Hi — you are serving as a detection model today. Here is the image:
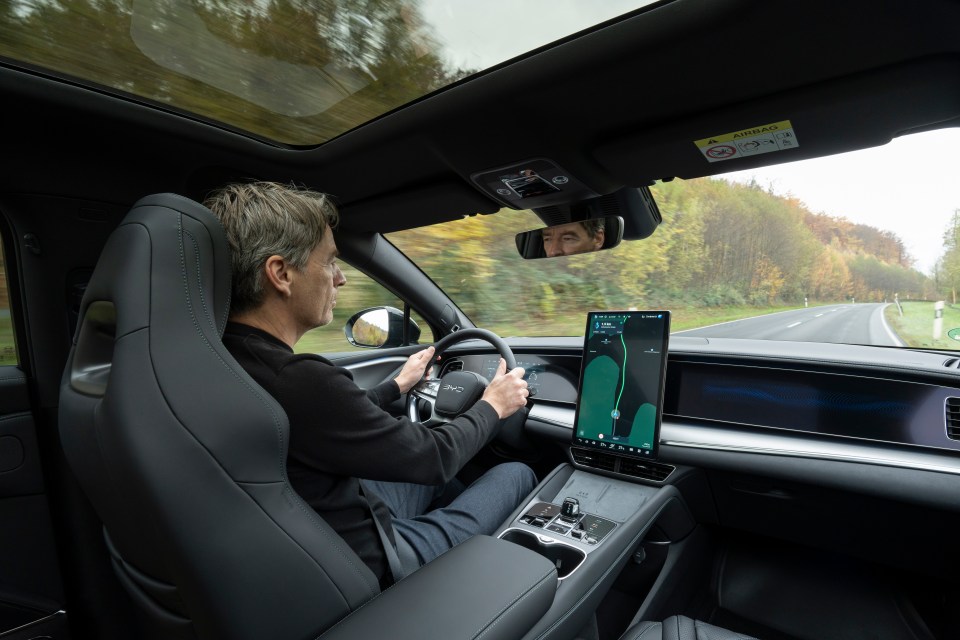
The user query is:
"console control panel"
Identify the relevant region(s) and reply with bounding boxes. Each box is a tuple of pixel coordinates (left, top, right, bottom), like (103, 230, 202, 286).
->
(517, 500, 616, 546)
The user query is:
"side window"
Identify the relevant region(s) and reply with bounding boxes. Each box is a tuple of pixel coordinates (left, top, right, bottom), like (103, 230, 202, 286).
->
(295, 262, 430, 354)
(0, 242, 16, 365)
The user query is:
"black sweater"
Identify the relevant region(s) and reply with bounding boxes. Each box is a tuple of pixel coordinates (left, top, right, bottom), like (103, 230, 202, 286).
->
(222, 322, 500, 584)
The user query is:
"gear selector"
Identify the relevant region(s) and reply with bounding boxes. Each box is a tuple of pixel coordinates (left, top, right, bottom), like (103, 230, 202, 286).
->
(559, 497, 580, 522)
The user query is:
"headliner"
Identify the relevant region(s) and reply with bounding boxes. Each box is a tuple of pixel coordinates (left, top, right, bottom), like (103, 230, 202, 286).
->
(1, 0, 958, 234)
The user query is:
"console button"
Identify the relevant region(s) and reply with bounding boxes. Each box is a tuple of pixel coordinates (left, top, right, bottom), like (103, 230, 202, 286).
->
(546, 524, 570, 535)
(579, 515, 616, 542)
(522, 502, 561, 520)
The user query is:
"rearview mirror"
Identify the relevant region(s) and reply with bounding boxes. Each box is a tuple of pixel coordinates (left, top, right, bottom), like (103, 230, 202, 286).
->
(344, 306, 421, 348)
(515, 216, 623, 259)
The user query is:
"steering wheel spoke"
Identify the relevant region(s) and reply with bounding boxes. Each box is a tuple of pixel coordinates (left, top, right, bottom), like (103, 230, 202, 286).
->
(406, 329, 532, 450)
(406, 328, 517, 424)
(407, 386, 447, 426)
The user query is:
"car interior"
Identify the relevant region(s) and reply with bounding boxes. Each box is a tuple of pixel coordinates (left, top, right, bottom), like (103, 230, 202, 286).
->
(1, 1, 960, 639)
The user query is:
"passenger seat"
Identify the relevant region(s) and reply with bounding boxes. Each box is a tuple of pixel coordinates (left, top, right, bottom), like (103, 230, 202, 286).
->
(621, 615, 759, 640)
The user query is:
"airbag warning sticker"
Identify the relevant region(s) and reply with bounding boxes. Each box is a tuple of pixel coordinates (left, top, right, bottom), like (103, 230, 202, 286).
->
(695, 120, 798, 163)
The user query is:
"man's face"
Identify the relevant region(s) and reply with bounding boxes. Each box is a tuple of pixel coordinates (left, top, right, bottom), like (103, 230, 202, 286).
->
(541, 222, 604, 257)
(291, 226, 346, 332)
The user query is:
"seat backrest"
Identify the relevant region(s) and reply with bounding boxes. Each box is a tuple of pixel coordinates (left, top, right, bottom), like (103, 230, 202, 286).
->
(59, 194, 380, 640)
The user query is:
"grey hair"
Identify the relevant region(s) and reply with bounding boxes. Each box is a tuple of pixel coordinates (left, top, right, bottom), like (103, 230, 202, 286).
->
(204, 181, 339, 314)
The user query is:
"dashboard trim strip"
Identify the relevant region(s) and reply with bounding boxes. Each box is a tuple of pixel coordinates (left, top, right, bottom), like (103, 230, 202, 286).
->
(530, 402, 960, 476)
(662, 423, 960, 476)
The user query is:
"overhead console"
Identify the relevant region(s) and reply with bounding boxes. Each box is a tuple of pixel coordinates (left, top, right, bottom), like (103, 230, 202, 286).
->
(471, 159, 599, 210)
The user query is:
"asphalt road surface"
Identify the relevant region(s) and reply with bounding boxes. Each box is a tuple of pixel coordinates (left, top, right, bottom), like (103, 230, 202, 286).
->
(676, 303, 904, 347)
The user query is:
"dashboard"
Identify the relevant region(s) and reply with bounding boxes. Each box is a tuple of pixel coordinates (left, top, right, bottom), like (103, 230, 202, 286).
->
(442, 347, 960, 453)
(439, 354, 580, 401)
(431, 336, 960, 510)
(665, 359, 960, 453)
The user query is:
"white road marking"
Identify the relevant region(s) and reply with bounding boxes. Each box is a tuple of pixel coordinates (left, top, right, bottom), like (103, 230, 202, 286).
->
(786, 321, 802, 328)
(878, 303, 905, 347)
(815, 313, 823, 317)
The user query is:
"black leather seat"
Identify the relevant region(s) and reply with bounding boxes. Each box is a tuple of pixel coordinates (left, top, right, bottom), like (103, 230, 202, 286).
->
(59, 194, 385, 639)
(620, 616, 759, 640)
(59, 193, 559, 640)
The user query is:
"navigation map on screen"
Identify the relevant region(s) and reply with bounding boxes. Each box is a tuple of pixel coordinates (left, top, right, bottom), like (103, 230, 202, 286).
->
(572, 311, 670, 459)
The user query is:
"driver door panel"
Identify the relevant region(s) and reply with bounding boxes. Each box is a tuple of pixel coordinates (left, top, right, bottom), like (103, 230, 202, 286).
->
(331, 351, 415, 415)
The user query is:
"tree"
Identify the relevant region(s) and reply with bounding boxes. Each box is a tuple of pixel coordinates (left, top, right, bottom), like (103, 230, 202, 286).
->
(1, 0, 468, 144)
(939, 209, 960, 304)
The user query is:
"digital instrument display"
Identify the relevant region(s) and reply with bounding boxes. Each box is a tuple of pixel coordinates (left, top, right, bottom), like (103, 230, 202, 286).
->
(572, 311, 670, 459)
(666, 360, 960, 452)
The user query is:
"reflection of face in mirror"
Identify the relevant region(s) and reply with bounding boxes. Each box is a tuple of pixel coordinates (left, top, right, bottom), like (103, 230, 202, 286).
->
(541, 220, 605, 257)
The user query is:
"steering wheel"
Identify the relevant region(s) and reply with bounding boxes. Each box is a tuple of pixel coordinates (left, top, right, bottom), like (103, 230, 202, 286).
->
(406, 328, 516, 426)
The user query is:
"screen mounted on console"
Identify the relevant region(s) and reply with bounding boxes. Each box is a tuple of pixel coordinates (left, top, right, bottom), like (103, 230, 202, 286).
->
(572, 311, 670, 460)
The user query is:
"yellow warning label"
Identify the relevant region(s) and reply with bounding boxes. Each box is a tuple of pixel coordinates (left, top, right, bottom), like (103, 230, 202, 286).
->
(695, 120, 793, 146)
(694, 120, 798, 163)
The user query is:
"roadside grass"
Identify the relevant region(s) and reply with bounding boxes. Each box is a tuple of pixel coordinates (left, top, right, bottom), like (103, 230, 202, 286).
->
(293, 303, 821, 354)
(489, 304, 813, 337)
(885, 301, 960, 350)
(668, 304, 808, 332)
(296, 328, 355, 355)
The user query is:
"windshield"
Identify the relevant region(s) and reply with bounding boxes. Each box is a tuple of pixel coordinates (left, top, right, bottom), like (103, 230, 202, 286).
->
(388, 129, 960, 350)
(0, 0, 655, 145)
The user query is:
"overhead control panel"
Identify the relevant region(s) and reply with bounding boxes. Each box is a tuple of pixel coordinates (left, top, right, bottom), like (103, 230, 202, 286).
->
(471, 159, 599, 209)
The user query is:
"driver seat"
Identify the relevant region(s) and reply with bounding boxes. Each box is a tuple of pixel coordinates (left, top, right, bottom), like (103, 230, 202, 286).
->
(58, 194, 381, 639)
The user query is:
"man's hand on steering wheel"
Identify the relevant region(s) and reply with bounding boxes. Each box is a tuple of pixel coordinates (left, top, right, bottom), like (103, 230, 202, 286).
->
(394, 345, 436, 393)
(481, 358, 528, 418)
(406, 328, 525, 426)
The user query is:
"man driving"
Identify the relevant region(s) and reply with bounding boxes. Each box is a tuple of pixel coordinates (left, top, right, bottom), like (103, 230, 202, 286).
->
(542, 219, 605, 257)
(207, 181, 535, 587)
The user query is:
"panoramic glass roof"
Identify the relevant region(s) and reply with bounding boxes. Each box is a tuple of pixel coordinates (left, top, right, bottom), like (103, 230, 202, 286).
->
(0, 0, 656, 146)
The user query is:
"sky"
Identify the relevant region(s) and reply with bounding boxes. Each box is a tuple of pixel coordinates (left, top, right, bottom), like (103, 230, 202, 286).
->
(719, 129, 960, 274)
(420, 1, 653, 71)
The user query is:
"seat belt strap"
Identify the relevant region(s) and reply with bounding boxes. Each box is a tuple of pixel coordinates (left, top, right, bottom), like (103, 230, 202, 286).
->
(359, 484, 407, 583)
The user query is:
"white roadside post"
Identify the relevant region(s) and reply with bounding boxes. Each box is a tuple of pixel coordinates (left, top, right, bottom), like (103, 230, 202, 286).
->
(934, 301, 945, 340)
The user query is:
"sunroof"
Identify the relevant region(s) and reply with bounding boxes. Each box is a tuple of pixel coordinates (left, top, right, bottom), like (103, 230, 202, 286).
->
(0, 0, 657, 146)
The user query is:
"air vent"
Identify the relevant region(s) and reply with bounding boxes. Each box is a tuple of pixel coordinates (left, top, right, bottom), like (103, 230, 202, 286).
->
(619, 459, 675, 482)
(570, 447, 617, 472)
(570, 447, 674, 482)
(946, 397, 960, 440)
(440, 359, 463, 376)
(943, 358, 960, 369)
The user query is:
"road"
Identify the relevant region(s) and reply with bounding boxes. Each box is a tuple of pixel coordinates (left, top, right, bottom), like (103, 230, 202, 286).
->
(675, 303, 903, 347)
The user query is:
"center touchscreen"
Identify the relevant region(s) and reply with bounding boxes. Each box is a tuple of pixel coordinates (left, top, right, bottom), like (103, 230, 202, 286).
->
(572, 311, 670, 460)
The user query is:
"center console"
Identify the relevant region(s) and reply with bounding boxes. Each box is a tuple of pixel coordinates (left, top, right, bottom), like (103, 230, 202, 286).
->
(495, 463, 685, 640)
(498, 495, 618, 582)
(492, 310, 682, 639)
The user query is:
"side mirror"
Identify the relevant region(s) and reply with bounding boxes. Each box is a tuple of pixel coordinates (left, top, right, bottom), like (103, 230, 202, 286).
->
(515, 216, 624, 259)
(344, 306, 421, 348)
